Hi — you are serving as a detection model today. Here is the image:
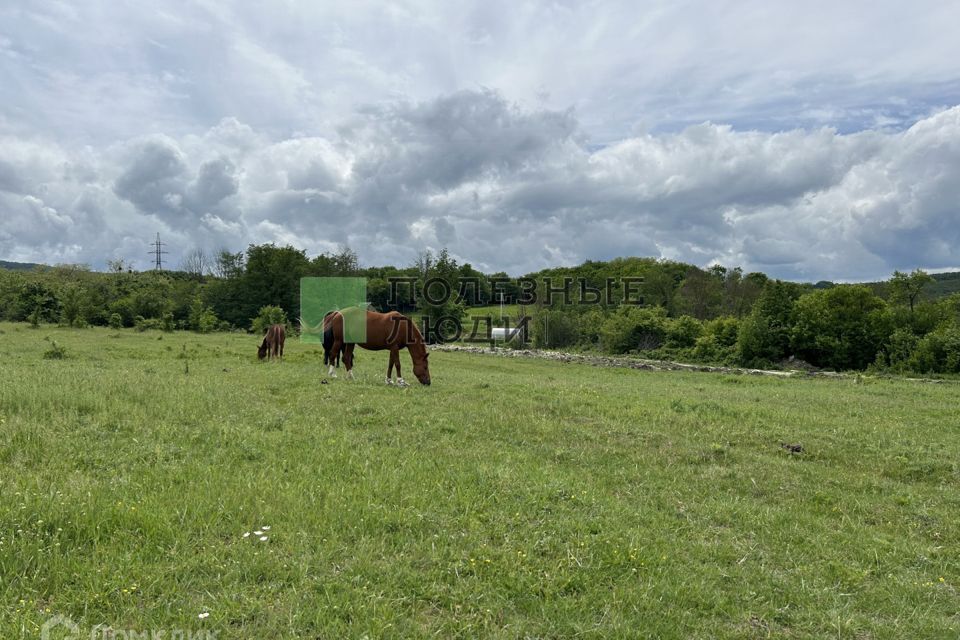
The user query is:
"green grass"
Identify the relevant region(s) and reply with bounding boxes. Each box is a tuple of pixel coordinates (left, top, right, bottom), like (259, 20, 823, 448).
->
(1, 323, 958, 638)
(464, 304, 522, 322)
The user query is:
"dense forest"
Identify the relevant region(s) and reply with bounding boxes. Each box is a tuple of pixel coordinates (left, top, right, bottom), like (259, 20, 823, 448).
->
(1, 245, 958, 375)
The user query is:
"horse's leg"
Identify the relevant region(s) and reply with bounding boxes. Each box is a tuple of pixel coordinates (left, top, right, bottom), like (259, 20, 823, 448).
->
(328, 338, 341, 377)
(395, 348, 408, 387)
(386, 348, 397, 385)
(344, 344, 355, 380)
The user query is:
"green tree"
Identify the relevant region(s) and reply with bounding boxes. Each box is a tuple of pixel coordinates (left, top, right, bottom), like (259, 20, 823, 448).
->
(58, 283, 90, 327)
(415, 249, 465, 342)
(600, 306, 669, 353)
(790, 286, 891, 370)
(532, 308, 579, 348)
(665, 315, 704, 348)
(252, 305, 289, 335)
(675, 268, 722, 319)
(735, 281, 801, 367)
(889, 269, 934, 312)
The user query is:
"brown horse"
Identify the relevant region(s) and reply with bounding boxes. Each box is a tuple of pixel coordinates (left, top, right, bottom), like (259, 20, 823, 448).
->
(257, 324, 286, 360)
(323, 309, 430, 385)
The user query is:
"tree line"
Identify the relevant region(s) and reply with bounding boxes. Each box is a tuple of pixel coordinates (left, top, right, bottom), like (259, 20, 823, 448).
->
(0, 245, 957, 375)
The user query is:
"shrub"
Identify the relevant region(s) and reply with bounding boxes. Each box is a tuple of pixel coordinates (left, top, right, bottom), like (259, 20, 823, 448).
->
(883, 328, 920, 372)
(161, 312, 175, 332)
(108, 298, 135, 327)
(197, 308, 220, 333)
(108, 313, 123, 329)
(692, 335, 730, 363)
(575, 308, 606, 347)
(790, 286, 891, 370)
(532, 309, 579, 348)
(252, 305, 289, 335)
(600, 306, 668, 354)
(665, 315, 703, 348)
(908, 323, 960, 374)
(135, 316, 162, 332)
(736, 281, 799, 367)
(704, 316, 740, 347)
(59, 284, 89, 328)
(43, 341, 67, 360)
(189, 297, 223, 333)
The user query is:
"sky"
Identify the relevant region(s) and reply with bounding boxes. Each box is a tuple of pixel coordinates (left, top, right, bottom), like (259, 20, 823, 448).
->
(1, 1, 959, 280)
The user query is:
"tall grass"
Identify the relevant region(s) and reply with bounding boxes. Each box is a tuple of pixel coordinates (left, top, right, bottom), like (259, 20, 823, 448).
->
(0, 323, 957, 638)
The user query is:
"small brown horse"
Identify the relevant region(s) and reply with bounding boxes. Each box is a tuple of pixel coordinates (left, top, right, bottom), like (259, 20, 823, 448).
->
(323, 309, 430, 385)
(258, 324, 286, 360)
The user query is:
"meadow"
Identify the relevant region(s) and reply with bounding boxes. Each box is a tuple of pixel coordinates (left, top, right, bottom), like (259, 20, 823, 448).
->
(1, 323, 958, 638)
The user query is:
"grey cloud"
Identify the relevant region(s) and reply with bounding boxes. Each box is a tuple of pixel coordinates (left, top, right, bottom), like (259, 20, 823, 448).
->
(2, 88, 960, 280)
(347, 90, 578, 193)
(0, 159, 24, 193)
(188, 157, 239, 209)
(113, 137, 188, 217)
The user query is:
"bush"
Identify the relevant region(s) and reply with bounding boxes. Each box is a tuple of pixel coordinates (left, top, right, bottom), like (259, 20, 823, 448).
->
(736, 281, 799, 367)
(108, 313, 123, 329)
(882, 328, 920, 372)
(704, 316, 740, 347)
(665, 315, 703, 348)
(908, 323, 960, 374)
(252, 305, 289, 335)
(108, 298, 135, 327)
(189, 297, 223, 333)
(43, 340, 67, 360)
(135, 316, 162, 332)
(575, 308, 606, 347)
(600, 306, 668, 354)
(790, 286, 891, 370)
(532, 309, 579, 348)
(59, 284, 89, 328)
(197, 308, 220, 333)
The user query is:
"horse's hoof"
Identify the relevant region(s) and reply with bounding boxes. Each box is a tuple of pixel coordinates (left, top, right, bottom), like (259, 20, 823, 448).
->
(385, 378, 394, 385)
(397, 378, 409, 387)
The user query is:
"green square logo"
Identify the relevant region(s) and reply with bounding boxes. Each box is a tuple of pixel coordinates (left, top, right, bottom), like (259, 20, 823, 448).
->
(300, 277, 367, 344)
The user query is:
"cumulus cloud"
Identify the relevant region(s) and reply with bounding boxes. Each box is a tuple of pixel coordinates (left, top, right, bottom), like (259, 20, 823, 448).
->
(1, 90, 959, 279)
(1, 0, 959, 279)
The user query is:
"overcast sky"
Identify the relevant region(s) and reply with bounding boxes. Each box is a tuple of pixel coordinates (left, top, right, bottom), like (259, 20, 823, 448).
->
(1, 1, 959, 280)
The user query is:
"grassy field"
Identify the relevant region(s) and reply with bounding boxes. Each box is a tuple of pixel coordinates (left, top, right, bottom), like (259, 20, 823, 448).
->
(1, 323, 958, 638)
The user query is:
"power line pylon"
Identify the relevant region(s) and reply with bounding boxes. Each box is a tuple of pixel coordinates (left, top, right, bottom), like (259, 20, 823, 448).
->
(149, 233, 168, 271)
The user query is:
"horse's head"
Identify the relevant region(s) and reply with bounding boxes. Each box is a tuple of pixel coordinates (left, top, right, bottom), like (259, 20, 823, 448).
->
(413, 351, 431, 385)
(257, 343, 268, 360)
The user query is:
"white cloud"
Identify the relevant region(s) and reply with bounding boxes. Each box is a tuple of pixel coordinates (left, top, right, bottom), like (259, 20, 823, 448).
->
(1, 2, 959, 278)
(2, 94, 960, 279)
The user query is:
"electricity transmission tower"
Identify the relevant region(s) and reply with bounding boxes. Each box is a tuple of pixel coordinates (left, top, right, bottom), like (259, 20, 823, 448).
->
(149, 233, 168, 271)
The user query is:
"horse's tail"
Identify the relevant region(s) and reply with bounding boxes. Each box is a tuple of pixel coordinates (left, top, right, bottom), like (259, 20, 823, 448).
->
(322, 311, 338, 367)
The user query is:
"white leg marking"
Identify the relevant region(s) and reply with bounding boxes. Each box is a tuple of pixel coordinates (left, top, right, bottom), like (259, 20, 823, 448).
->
(397, 377, 408, 387)
(385, 377, 394, 385)
(328, 365, 337, 377)
(347, 370, 354, 380)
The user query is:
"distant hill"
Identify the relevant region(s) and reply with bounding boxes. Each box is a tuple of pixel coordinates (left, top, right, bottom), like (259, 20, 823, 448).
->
(927, 271, 960, 297)
(851, 271, 960, 301)
(0, 260, 42, 271)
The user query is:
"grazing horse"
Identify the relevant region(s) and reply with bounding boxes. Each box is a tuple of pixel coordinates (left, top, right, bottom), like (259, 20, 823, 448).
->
(323, 309, 431, 385)
(257, 324, 286, 360)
